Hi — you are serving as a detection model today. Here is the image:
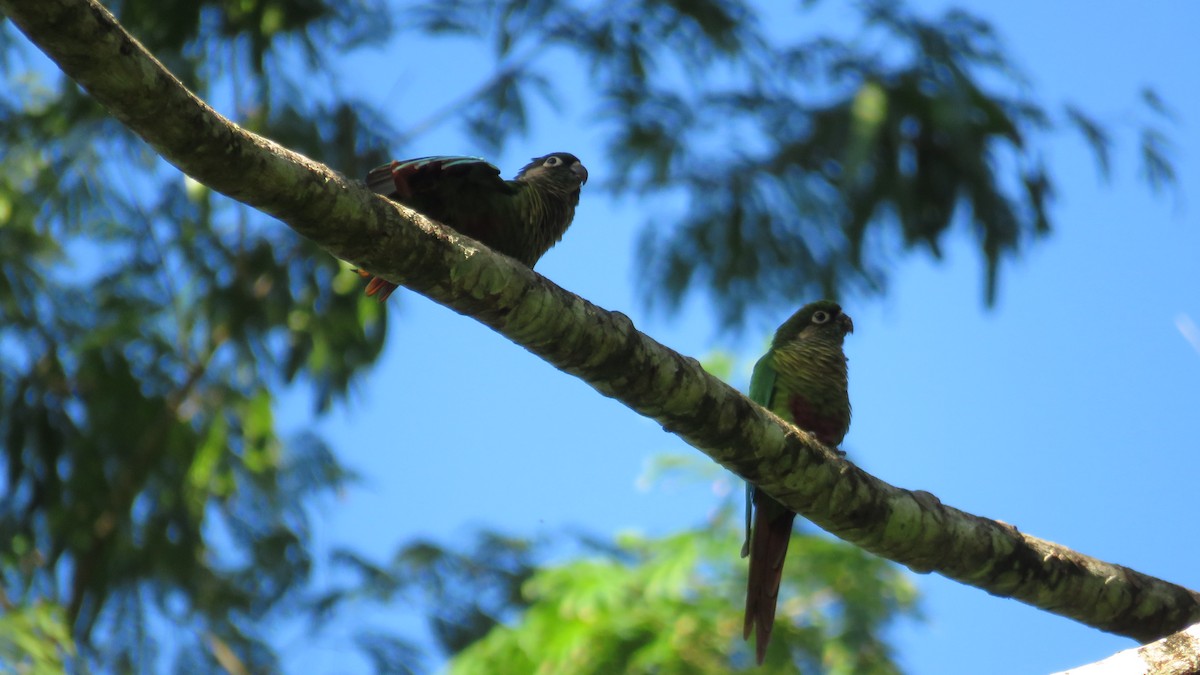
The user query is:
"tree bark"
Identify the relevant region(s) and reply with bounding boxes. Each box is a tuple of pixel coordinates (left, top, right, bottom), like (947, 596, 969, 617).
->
(3, 0, 1199, 645)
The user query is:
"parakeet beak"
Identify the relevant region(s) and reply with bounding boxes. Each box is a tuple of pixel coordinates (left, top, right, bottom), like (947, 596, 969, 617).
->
(572, 162, 589, 185)
(841, 314, 855, 334)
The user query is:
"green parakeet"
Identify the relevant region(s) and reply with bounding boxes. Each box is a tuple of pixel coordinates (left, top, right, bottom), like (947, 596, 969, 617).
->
(742, 300, 854, 665)
(359, 152, 588, 301)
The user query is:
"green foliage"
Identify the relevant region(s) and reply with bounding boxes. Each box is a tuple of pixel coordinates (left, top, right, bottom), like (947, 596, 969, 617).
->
(0, 0, 1174, 671)
(439, 504, 916, 673)
(408, 0, 1177, 327)
(0, 0, 390, 670)
(317, 530, 539, 664)
(0, 601, 74, 673)
(319, 483, 915, 674)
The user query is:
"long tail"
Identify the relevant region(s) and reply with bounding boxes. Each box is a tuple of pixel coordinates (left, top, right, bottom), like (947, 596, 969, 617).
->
(743, 497, 794, 665)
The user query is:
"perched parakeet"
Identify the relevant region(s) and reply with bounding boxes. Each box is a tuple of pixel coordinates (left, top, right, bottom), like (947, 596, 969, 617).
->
(742, 300, 854, 665)
(359, 152, 588, 301)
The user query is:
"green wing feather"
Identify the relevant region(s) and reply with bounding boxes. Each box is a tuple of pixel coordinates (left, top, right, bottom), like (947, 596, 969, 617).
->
(741, 351, 777, 558)
(748, 351, 778, 407)
(741, 301, 853, 664)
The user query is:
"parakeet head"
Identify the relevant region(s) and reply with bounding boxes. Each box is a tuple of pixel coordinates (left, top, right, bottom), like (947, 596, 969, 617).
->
(772, 300, 854, 348)
(516, 152, 588, 198)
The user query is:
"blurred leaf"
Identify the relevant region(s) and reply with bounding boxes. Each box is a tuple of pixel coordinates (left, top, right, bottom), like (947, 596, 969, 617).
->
(0, 601, 75, 672)
(0, 0, 392, 670)
(1141, 87, 1176, 121)
(412, 0, 1176, 328)
(356, 632, 426, 675)
(441, 515, 916, 673)
(311, 458, 916, 673)
(1140, 128, 1176, 193)
(1066, 105, 1112, 180)
(1, 0, 1178, 670)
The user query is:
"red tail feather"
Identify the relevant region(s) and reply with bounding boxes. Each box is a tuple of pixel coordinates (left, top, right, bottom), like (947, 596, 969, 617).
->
(358, 271, 397, 302)
(744, 501, 795, 665)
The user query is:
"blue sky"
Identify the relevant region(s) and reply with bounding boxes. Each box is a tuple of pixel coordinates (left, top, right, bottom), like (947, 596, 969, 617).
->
(271, 1, 1200, 672)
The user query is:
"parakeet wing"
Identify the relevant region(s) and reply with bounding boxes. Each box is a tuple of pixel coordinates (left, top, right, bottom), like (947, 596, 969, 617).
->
(366, 155, 517, 201)
(748, 352, 778, 408)
(357, 152, 587, 302)
(742, 351, 778, 558)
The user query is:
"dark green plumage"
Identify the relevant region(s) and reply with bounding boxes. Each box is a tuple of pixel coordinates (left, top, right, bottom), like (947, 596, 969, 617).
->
(360, 152, 588, 300)
(742, 300, 854, 665)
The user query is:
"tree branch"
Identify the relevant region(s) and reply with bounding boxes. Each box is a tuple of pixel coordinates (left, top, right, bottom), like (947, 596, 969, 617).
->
(1053, 622, 1200, 675)
(4, 0, 1199, 645)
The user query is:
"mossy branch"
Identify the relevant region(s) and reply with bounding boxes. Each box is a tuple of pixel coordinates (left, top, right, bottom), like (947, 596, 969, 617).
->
(4, 0, 1199, 645)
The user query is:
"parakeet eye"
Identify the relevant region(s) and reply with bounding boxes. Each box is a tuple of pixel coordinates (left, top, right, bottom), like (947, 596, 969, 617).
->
(543, 156, 563, 167)
(812, 310, 831, 324)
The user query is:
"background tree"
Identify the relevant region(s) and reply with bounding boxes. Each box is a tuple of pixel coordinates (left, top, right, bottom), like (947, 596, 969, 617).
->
(0, 0, 395, 669)
(0, 0, 1194, 673)
(323, 457, 917, 674)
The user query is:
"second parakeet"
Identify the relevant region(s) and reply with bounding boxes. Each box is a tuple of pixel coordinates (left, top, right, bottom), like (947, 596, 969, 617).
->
(359, 152, 588, 301)
(742, 300, 854, 665)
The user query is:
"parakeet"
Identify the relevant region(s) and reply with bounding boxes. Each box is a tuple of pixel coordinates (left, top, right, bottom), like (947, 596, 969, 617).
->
(741, 300, 854, 665)
(359, 152, 588, 301)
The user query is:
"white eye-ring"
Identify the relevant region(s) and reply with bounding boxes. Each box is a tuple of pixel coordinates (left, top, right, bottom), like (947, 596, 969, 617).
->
(544, 156, 562, 167)
(812, 310, 831, 324)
